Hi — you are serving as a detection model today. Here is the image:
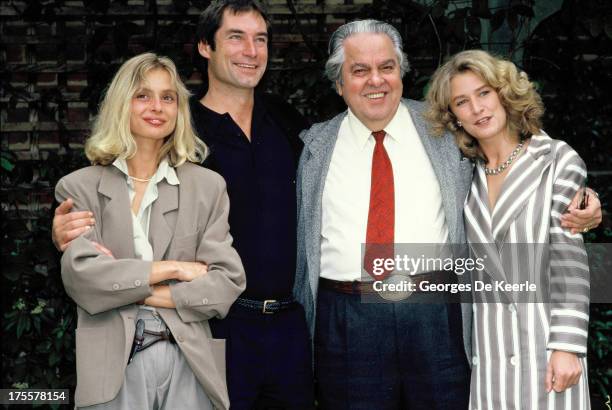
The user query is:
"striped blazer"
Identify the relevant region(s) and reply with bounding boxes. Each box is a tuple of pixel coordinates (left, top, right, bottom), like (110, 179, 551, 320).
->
(464, 133, 590, 410)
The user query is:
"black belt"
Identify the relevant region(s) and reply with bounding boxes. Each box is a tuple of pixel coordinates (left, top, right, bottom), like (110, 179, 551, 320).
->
(235, 297, 297, 314)
(128, 319, 176, 364)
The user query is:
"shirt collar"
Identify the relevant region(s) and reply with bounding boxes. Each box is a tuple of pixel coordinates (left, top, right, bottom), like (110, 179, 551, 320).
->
(252, 92, 268, 130)
(347, 103, 407, 150)
(347, 108, 374, 150)
(112, 157, 179, 186)
(384, 103, 411, 146)
(188, 93, 268, 138)
(189, 97, 228, 137)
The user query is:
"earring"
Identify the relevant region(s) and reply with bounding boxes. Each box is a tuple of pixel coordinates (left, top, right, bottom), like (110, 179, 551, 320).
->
(456, 121, 462, 128)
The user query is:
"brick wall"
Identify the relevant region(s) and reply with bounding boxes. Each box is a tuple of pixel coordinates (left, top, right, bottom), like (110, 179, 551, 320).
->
(2, 0, 610, 223)
(1, 0, 377, 221)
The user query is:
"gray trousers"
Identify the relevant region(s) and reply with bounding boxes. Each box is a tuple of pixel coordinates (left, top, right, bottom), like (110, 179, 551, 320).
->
(80, 309, 214, 410)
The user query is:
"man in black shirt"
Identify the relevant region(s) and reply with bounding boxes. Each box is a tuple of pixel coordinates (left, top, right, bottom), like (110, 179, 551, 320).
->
(189, 1, 313, 408)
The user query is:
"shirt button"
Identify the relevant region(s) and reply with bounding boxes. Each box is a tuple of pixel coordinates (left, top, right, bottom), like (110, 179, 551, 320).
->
(510, 356, 517, 366)
(472, 356, 479, 365)
(202, 298, 209, 305)
(177, 335, 184, 343)
(134, 280, 141, 286)
(112, 283, 120, 290)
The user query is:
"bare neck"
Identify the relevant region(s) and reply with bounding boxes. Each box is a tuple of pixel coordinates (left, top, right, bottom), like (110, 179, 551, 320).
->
(479, 132, 522, 168)
(127, 141, 161, 179)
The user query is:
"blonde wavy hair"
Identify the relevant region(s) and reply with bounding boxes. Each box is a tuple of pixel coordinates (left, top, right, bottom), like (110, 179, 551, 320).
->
(85, 52, 206, 166)
(426, 49, 544, 159)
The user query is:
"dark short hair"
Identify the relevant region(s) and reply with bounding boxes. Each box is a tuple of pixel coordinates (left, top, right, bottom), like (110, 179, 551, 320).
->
(196, 0, 270, 51)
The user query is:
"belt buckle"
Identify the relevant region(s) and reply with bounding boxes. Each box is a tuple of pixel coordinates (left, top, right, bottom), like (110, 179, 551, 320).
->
(262, 299, 277, 314)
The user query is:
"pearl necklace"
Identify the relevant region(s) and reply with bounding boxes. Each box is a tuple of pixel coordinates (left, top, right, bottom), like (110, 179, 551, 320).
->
(484, 142, 524, 175)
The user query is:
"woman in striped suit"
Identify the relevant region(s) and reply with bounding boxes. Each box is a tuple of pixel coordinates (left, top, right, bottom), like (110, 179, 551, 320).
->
(427, 50, 590, 410)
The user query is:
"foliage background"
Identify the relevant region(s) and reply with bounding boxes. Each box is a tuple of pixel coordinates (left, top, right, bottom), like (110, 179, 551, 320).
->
(1, 0, 611, 408)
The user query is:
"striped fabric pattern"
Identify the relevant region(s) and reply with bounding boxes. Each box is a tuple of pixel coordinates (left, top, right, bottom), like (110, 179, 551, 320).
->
(464, 134, 590, 410)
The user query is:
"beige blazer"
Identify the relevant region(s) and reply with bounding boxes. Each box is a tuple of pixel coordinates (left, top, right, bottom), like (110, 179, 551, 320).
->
(55, 162, 246, 409)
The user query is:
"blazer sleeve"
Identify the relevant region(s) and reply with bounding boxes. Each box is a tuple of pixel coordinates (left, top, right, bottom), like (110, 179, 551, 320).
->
(546, 142, 590, 355)
(293, 129, 309, 303)
(55, 176, 153, 316)
(169, 178, 246, 323)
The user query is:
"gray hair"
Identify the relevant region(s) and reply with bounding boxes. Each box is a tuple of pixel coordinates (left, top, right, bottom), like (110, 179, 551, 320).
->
(325, 19, 410, 85)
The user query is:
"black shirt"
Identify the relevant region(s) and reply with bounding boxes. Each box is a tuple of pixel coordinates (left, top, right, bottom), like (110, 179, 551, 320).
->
(189, 94, 305, 300)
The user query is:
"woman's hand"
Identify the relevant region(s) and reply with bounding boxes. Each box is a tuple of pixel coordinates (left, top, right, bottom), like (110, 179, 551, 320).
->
(150, 261, 208, 285)
(545, 350, 582, 393)
(143, 285, 175, 308)
(174, 261, 208, 282)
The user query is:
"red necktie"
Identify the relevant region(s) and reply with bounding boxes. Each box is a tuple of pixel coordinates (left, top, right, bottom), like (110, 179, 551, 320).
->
(364, 130, 395, 280)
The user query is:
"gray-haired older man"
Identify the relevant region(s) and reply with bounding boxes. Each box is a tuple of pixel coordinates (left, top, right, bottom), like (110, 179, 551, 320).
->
(294, 19, 472, 408)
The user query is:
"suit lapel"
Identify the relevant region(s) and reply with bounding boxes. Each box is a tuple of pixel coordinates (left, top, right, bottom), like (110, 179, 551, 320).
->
(465, 166, 495, 243)
(98, 166, 136, 259)
(465, 134, 554, 287)
(465, 166, 507, 283)
(302, 112, 345, 297)
(405, 100, 460, 243)
(98, 164, 179, 261)
(149, 178, 179, 261)
(491, 135, 553, 246)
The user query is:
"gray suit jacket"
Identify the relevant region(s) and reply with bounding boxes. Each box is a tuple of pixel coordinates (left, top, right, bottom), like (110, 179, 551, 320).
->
(55, 162, 246, 409)
(293, 98, 474, 360)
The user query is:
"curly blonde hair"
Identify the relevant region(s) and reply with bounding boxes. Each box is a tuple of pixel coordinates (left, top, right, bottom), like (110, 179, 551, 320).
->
(85, 52, 206, 166)
(426, 49, 544, 159)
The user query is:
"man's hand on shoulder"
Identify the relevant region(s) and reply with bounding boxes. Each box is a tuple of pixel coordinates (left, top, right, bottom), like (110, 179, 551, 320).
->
(91, 241, 114, 258)
(561, 188, 602, 234)
(52, 198, 95, 251)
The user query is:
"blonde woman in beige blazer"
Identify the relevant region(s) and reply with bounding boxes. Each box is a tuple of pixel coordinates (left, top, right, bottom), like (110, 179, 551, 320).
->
(55, 53, 245, 409)
(427, 50, 591, 410)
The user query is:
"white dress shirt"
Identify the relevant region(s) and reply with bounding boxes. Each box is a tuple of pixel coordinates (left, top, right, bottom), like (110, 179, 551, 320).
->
(112, 158, 180, 312)
(320, 104, 449, 281)
(112, 157, 180, 262)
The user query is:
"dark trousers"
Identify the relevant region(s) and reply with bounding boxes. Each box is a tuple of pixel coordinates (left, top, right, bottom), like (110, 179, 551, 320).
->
(210, 303, 315, 410)
(314, 287, 470, 410)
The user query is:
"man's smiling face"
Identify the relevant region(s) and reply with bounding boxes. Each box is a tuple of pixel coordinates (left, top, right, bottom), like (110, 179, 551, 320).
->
(336, 32, 403, 131)
(199, 9, 268, 91)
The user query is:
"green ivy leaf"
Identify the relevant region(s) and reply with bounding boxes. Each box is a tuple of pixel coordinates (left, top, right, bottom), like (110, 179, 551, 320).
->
(1, 157, 15, 172)
(16, 316, 31, 339)
(33, 317, 41, 333)
(48, 352, 59, 367)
